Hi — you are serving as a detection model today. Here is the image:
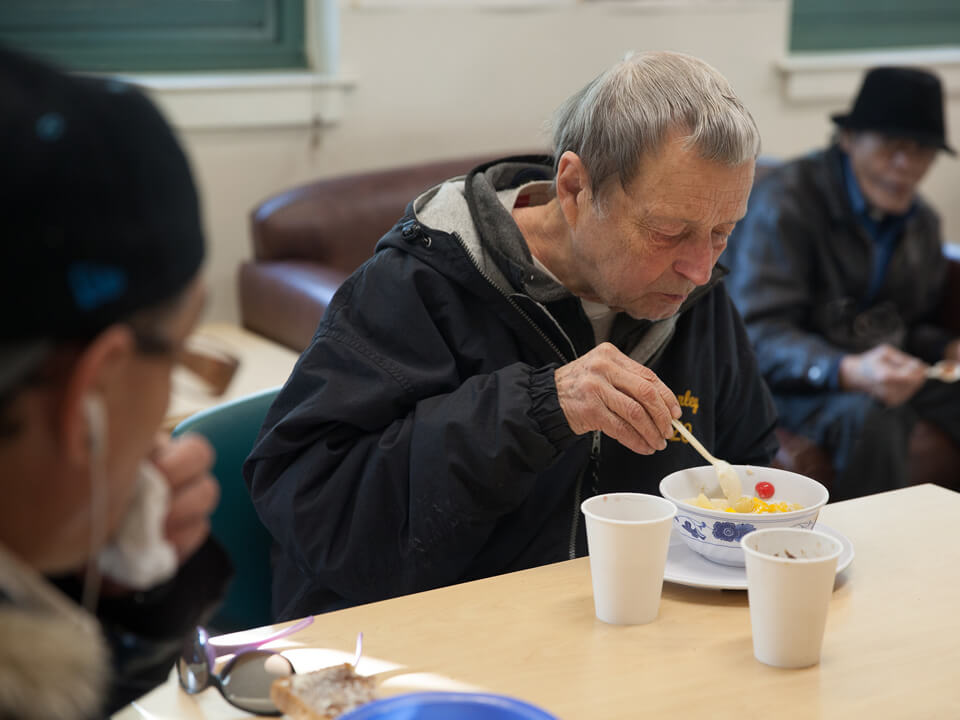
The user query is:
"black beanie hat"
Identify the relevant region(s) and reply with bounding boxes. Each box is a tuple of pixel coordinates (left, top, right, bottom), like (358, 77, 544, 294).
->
(0, 46, 205, 343)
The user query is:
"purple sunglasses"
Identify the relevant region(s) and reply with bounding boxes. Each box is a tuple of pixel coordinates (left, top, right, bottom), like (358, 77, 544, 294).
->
(178, 616, 316, 715)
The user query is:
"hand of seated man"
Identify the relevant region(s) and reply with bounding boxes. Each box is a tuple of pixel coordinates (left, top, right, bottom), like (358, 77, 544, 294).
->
(555, 342, 682, 455)
(839, 343, 928, 407)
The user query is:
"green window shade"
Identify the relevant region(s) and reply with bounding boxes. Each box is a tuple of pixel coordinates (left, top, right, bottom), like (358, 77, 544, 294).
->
(791, 0, 960, 53)
(0, 0, 305, 72)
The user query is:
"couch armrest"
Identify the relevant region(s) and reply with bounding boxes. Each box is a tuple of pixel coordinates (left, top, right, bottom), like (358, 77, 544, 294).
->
(939, 253, 960, 335)
(771, 427, 835, 493)
(238, 260, 349, 352)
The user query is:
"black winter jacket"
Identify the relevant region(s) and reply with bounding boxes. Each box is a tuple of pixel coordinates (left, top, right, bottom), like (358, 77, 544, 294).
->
(245, 157, 778, 620)
(725, 146, 952, 393)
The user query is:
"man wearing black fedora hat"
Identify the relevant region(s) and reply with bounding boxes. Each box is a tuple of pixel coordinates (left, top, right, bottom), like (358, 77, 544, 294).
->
(724, 66, 960, 500)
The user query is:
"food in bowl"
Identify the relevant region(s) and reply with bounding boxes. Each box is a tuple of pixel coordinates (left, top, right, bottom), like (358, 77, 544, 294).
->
(687, 487, 803, 514)
(660, 465, 829, 567)
(754, 481, 775, 499)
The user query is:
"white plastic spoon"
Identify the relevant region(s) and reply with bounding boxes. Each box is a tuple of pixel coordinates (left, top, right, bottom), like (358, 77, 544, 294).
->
(671, 419, 742, 502)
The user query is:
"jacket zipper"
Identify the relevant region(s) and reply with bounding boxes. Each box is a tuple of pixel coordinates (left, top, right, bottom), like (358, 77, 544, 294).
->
(449, 230, 597, 563)
(451, 232, 575, 362)
(569, 430, 601, 559)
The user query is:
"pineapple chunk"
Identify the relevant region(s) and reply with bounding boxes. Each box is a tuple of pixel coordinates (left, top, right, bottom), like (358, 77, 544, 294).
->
(709, 497, 730, 511)
(684, 489, 803, 515)
(692, 492, 714, 510)
(733, 495, 754, 513)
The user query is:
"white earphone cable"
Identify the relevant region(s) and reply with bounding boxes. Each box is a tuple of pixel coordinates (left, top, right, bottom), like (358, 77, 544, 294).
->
(81, 397, 108, 613)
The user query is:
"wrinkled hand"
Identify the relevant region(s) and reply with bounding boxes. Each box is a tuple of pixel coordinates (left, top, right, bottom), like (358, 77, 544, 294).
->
(150, 432, 219, 563)
(555, 342, 681, 454)
(838, 343, 927, 407)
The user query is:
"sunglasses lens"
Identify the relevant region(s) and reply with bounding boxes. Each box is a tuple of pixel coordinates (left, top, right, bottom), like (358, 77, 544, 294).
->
(221, 650, 294, 715)
(177, 634, 210, 693)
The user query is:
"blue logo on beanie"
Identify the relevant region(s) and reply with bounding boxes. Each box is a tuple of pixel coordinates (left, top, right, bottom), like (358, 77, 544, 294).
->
(103, 79, 129, 94)
(35, 112, 66, 142)
(68, 263, 128, 311)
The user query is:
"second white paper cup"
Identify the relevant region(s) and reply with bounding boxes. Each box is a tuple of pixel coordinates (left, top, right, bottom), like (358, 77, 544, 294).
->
(581, 493, 677, 625)
(741, 527, 843, 668)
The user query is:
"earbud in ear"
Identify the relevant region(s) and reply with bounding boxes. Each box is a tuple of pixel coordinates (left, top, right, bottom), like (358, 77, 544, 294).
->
(83, 393, 108, 458)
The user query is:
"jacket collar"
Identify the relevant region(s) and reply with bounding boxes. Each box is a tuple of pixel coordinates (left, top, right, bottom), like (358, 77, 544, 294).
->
(463, 155, 565, 303)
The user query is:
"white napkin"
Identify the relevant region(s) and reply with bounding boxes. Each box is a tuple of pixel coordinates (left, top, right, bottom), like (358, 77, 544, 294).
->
(97, 460, 178, 589)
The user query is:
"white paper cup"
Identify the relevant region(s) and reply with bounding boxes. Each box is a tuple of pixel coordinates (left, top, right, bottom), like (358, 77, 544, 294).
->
(581, 493, 677, 625)
(741, 528, 843, 668)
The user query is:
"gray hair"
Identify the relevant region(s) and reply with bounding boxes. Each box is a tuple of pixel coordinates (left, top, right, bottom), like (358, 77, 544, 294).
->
(551, 50, 760, 196)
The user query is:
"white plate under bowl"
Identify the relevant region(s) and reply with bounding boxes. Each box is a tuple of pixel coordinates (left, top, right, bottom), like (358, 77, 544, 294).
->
(663, 522, 854, 590)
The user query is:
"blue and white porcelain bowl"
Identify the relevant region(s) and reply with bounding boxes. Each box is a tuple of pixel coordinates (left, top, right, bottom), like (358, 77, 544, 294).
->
(659, 465, 829, 567)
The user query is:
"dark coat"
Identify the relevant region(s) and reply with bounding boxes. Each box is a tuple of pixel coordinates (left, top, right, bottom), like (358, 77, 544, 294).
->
(245, 158, 778, 620)
(725, 146, 952, 393)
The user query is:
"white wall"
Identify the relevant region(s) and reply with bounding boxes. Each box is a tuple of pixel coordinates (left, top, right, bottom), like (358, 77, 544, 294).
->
(162, 0, 960, 323)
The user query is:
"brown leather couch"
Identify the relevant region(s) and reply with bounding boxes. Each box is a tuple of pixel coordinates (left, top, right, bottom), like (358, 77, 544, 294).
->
(239, 154, 960, 493)
(240, 154, 510, 353)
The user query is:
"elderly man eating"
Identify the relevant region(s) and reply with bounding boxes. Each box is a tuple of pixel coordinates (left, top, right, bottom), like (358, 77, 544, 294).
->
(245, 50, 778, 618)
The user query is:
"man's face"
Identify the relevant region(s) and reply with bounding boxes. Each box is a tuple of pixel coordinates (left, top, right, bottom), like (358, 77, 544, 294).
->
(840, 131, 938, 214)
(565, 136, 754, 321)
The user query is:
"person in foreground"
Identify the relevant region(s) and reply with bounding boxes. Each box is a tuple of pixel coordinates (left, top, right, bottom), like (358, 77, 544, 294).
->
(0, 48, 230, 718)
(724, 66, 960, 500)
(245, 50, 778, 619)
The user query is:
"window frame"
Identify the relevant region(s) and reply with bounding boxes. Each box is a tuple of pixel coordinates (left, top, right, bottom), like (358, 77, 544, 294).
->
(0, 0, 307, 72)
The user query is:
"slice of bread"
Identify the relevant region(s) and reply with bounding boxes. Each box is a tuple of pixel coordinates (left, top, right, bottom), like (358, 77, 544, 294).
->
(271, 663, 377, 720)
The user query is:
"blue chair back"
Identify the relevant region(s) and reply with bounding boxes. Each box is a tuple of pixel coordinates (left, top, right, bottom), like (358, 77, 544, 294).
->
(173, 386, 281, 631)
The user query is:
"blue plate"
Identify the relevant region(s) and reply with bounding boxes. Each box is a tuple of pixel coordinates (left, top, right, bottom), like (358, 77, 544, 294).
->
(339, 692, 558, 719)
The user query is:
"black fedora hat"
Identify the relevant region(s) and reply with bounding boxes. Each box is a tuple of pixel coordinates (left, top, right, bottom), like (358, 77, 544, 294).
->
(832, 66, 954, 156)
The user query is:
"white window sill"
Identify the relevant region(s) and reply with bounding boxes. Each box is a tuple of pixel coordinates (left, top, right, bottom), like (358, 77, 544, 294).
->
(118, 72, 355, 131)
(350, 0, 573, 7)
(350, 0, 771, 8)
(586, 0, 777, 9)
(778, 47, 960, 103)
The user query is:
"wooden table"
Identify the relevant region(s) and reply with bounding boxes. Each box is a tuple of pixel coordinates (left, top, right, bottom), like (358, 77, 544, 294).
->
(164, 323, 300, 431)
(114, 484, 960, 719)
